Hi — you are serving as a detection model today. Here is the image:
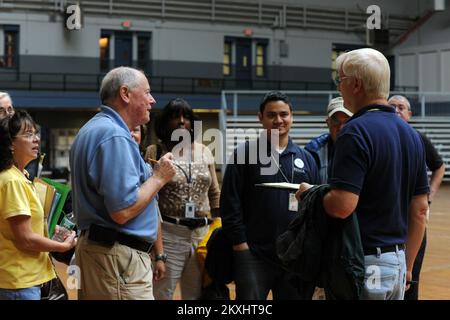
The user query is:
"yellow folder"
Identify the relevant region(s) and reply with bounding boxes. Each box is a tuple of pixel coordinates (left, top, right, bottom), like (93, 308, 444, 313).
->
(34, 178, 57, 219)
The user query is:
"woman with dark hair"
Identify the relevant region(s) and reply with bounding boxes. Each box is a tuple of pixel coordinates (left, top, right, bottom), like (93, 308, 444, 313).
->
(145, 98, 220, 300)
(0, 110, 77, 300)
(131, 124, 147, 157)
(131, 123, 167, 283)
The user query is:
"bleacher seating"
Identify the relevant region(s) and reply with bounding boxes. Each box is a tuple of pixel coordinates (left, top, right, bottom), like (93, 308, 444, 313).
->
(411, 118, 450, 180)
(225, 115, 450, 181)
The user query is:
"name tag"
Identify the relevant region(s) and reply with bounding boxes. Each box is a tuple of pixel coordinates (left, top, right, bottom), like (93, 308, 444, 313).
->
(288, 193, 298, 212)
(185, 201, 196, 218)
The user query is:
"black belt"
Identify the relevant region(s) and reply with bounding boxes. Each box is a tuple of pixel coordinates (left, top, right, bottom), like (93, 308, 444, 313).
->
(364, 244, 405, 256)
(161, 215, 212, 230)
(82, 224, 153, 253)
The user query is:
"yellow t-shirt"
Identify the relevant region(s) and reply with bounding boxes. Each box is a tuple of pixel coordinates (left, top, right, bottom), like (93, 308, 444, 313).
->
(0, 166, 55, 289)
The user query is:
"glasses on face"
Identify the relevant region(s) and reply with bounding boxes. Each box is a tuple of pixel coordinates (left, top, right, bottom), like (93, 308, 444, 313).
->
(0, 106, 14, 117)
(328, 116, 347, 127)
(390, 103, 410, 112)
(16, 131, 40, 140)
(333, 76, 352, 87)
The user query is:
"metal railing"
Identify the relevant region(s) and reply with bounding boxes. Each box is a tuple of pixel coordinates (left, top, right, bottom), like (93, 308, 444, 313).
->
(0, 71, 419, 95)
(220, 90, 450, 179)
(0, 71, 335, 93)
(222, 113, 450, 181)
(220, 90, 450, 117)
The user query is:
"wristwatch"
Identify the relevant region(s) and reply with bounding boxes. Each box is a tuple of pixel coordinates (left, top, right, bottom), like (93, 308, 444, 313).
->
(155, 253, 168, 263)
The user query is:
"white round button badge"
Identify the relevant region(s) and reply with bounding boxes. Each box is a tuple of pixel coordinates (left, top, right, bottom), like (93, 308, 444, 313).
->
(294, 158, 304, 169)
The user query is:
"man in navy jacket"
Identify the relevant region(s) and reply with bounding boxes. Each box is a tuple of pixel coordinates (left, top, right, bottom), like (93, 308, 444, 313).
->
(220, 91, 320, 300)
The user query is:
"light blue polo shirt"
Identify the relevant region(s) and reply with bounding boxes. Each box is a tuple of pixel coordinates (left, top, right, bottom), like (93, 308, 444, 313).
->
(69, 105, 157, 242)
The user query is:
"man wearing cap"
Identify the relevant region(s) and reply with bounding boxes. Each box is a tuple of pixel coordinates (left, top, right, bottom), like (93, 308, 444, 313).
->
(305, 97, 353, 183)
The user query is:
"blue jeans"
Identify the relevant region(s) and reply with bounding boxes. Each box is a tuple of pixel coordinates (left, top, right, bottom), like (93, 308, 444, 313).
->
(0, 286, 41, 300)
(361, 249, 406, 300)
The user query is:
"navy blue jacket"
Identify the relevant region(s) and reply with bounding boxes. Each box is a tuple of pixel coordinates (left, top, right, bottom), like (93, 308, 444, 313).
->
(277, 184, 365, 299)
(220, 137, 320, 265)
(305, 133, 332, 184)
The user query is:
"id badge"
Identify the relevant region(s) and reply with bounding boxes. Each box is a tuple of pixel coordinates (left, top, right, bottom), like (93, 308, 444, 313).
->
(288, 193, 299, 212)
(185, 201, 196, 218)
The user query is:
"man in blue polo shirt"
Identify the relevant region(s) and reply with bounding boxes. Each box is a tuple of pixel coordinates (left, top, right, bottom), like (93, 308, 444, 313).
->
(220, 91, 320, 300)
(298, 48, 429, 300)
(70, 67, 175, 300)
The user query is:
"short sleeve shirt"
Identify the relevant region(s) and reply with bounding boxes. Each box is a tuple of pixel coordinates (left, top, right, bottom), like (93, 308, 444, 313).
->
(0, 166, 55, 289)
(69, 106, 158, 242)
(418, 131, 444, 171)
(329, 105, 429, 248)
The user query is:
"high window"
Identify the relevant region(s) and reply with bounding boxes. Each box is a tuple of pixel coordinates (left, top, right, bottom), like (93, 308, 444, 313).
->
(255, 42, 267, 77)
(223, 41, 232, 76)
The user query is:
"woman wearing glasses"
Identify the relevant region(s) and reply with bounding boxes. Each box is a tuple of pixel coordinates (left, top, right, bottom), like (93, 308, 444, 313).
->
(0, 110, 77, 300)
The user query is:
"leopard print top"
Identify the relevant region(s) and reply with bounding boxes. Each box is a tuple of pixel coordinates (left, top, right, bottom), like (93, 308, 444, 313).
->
(145, 142, 220, 218)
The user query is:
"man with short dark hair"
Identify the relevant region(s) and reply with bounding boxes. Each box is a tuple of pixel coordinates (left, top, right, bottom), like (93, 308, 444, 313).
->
(220, 91, 320, 300)
(388, 94, 445, 300)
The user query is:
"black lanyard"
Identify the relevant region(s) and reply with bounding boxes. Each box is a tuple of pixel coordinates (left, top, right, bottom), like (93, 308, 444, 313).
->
(175, 162, 191, 184)
(174, 147, 193, 201)
(270, 153, 294, 183)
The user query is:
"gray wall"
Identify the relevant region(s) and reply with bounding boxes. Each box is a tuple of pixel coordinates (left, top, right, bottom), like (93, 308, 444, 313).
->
(20, 56, 99, 73)
(1, 1, 444, 88)
(392, 7, 450, 92)
(2, 13, 362, 83)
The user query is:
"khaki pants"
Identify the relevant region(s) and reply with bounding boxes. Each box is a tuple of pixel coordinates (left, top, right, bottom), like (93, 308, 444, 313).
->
(153, 222, 208, 300)
(76, 233, 154, 300)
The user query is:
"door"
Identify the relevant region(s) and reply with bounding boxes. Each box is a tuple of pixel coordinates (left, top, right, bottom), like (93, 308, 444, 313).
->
(115, 32, 132, 67)
(235, 38, 252, 88)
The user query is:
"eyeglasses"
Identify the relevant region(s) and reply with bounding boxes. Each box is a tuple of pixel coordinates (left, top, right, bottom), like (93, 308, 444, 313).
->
(333, 76, 352, 87)
(0, 106, 14, 117)
(390, 103, 410, 112)
(328, 117, 348, 127)
(16, 131, 41, 140)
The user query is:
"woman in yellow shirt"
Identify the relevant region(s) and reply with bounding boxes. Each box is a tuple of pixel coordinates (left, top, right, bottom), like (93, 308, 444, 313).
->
(0, 110, 77, 300)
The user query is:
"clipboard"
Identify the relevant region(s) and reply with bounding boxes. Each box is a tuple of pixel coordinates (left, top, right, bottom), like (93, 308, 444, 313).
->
(255, 182, 300, 191)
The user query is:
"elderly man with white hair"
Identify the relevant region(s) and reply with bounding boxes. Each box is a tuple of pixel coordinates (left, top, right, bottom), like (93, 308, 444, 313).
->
(298, 48, 429, 300)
